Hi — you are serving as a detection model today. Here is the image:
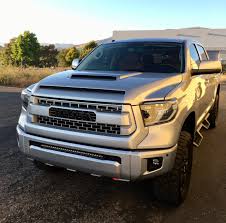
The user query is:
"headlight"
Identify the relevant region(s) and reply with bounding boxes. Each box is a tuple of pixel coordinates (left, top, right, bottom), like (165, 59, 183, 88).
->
(21, 89, 31, 110)
(140, 100, 178, 126)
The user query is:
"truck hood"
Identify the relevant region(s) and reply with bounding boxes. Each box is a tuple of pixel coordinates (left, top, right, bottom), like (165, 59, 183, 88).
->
(33, 70, 183, 105)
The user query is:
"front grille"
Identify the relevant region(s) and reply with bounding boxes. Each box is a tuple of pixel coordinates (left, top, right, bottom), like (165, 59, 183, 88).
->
(36, 115, 121, 135)
(49, 107, 96, 122)
(30, 141, 121, 163)
(37, 98, 122, 113)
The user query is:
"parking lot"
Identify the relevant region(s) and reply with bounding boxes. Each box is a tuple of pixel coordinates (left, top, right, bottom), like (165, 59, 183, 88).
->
(0, 85, 226, 223)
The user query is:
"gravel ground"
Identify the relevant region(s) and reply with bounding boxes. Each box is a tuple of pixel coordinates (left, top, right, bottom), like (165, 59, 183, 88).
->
(0, 85, 226, 223)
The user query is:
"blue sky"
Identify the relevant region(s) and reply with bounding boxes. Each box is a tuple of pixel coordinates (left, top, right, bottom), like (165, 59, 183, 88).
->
(0, 0, 225, 44)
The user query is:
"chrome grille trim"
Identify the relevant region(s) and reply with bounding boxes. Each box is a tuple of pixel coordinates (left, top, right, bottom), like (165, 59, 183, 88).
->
(36, 98, 122, 113)
(36, 115, 121, 135)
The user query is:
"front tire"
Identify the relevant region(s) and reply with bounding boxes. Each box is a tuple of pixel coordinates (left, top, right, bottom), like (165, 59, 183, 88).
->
(153, 131, 193, 206)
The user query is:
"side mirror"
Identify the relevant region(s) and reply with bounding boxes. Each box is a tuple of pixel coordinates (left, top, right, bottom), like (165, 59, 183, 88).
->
(191, 60, 222, 75)
(72, 58, 80, 69)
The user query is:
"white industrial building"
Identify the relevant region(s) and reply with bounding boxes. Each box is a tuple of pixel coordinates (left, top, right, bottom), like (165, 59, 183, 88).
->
(112, 27, 226, 63)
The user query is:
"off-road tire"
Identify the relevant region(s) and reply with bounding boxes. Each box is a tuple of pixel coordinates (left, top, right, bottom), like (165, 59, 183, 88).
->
(33, 160, 62, 172)
(153, 131, 193, 206)
(208, 93, 219, 129)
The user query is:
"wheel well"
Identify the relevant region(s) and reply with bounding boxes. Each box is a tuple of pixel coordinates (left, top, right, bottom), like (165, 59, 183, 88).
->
(217, 85, 220, 95)
(182, 112, 196, 138)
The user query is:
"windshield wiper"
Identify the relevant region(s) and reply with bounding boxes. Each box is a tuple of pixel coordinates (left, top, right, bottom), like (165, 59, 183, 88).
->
(123, 69, 145, 72)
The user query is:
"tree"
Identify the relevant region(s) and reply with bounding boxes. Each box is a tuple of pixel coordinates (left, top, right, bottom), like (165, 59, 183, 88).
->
(57, 48, 69, 67)
(39, 44, 58, 67)
(79, 48, 92, 59)
(57, 47, 80, 67)
(0, 49, 3, 66)
(11, 31, 40, 67)
(83, 41, 97, 50)
(65, 47, 79, 65)
(80, 41, 97, 59)
(0, 38, 16, 66)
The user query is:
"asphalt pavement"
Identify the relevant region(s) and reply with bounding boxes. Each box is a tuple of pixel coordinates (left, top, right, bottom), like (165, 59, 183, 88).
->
(0, 85, 226, 223)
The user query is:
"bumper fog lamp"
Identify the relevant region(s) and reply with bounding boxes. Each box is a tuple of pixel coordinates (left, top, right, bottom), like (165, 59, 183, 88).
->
(147, 157, 163, 172)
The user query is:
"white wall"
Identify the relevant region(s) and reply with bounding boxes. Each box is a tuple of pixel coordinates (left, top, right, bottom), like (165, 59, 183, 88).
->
(113, 28, 226, 49)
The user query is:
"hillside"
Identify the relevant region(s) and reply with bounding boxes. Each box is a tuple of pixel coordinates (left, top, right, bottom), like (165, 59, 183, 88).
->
(41, 37, 112, 49)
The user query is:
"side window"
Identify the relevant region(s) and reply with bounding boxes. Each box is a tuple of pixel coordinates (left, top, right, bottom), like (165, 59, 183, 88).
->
(197, 45, 208, 61)
(189, 44, 200, 64)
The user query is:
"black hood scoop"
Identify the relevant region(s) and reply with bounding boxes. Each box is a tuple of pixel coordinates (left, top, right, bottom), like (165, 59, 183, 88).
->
(70, 71, 142, 81)
(70, 73, 117, 81)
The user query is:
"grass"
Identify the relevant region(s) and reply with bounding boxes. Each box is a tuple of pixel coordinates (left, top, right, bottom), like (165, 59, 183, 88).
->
(0, 67, 67, 88)
(0, 66, 225, 88)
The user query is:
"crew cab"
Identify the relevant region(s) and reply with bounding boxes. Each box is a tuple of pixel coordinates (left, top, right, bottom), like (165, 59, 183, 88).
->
(17, 38, 222, 205)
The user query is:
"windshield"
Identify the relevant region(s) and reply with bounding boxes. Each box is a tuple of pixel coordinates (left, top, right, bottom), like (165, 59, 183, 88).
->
(77, 42, 184, 73)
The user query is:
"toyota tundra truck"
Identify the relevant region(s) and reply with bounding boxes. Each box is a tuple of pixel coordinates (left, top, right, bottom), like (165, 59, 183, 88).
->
(17, 38, 222, 205)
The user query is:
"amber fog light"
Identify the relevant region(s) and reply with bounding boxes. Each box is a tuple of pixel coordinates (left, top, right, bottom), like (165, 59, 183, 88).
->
(147, 157, 163, 171)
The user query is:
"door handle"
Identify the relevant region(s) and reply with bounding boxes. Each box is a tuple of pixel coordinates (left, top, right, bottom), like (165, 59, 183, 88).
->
(195, 85, 202, 101)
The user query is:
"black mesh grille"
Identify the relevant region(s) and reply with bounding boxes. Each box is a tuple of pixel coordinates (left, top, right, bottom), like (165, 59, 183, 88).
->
(49, 107, 96, 122)
(36, 116, 121, 135)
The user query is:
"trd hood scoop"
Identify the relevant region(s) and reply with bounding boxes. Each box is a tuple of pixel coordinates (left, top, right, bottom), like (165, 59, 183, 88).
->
(70, 72, 141, 80)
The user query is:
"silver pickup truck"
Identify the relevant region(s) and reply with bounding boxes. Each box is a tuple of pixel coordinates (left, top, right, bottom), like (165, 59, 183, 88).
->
(17, 38, 222, 205)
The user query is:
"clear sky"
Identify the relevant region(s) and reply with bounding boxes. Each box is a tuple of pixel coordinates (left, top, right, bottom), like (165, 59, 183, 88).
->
(0, 0, 226, 44)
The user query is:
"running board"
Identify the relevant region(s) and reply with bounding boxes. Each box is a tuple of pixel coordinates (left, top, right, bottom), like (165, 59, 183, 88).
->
(193, 127, 203, 147)
(202, 113, 210, 130)
(193, 114, 210, 147)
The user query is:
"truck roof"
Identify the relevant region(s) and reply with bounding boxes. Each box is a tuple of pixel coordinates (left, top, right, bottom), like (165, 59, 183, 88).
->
(111, 38, 202, 46)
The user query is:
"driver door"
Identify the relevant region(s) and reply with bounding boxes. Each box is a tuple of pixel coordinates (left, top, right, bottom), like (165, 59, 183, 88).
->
(196, 45, 218, 110)
(189, 44, 209, 122)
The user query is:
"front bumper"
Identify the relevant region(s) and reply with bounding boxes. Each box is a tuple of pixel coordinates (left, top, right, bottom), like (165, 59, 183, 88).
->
(17, 126, 177, 181)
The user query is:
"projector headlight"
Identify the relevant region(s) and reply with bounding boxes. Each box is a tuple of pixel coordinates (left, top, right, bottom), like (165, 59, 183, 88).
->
(21, 89, 31, 110)
(21, 84, 36, 110)
(140, 99, 178, 126)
